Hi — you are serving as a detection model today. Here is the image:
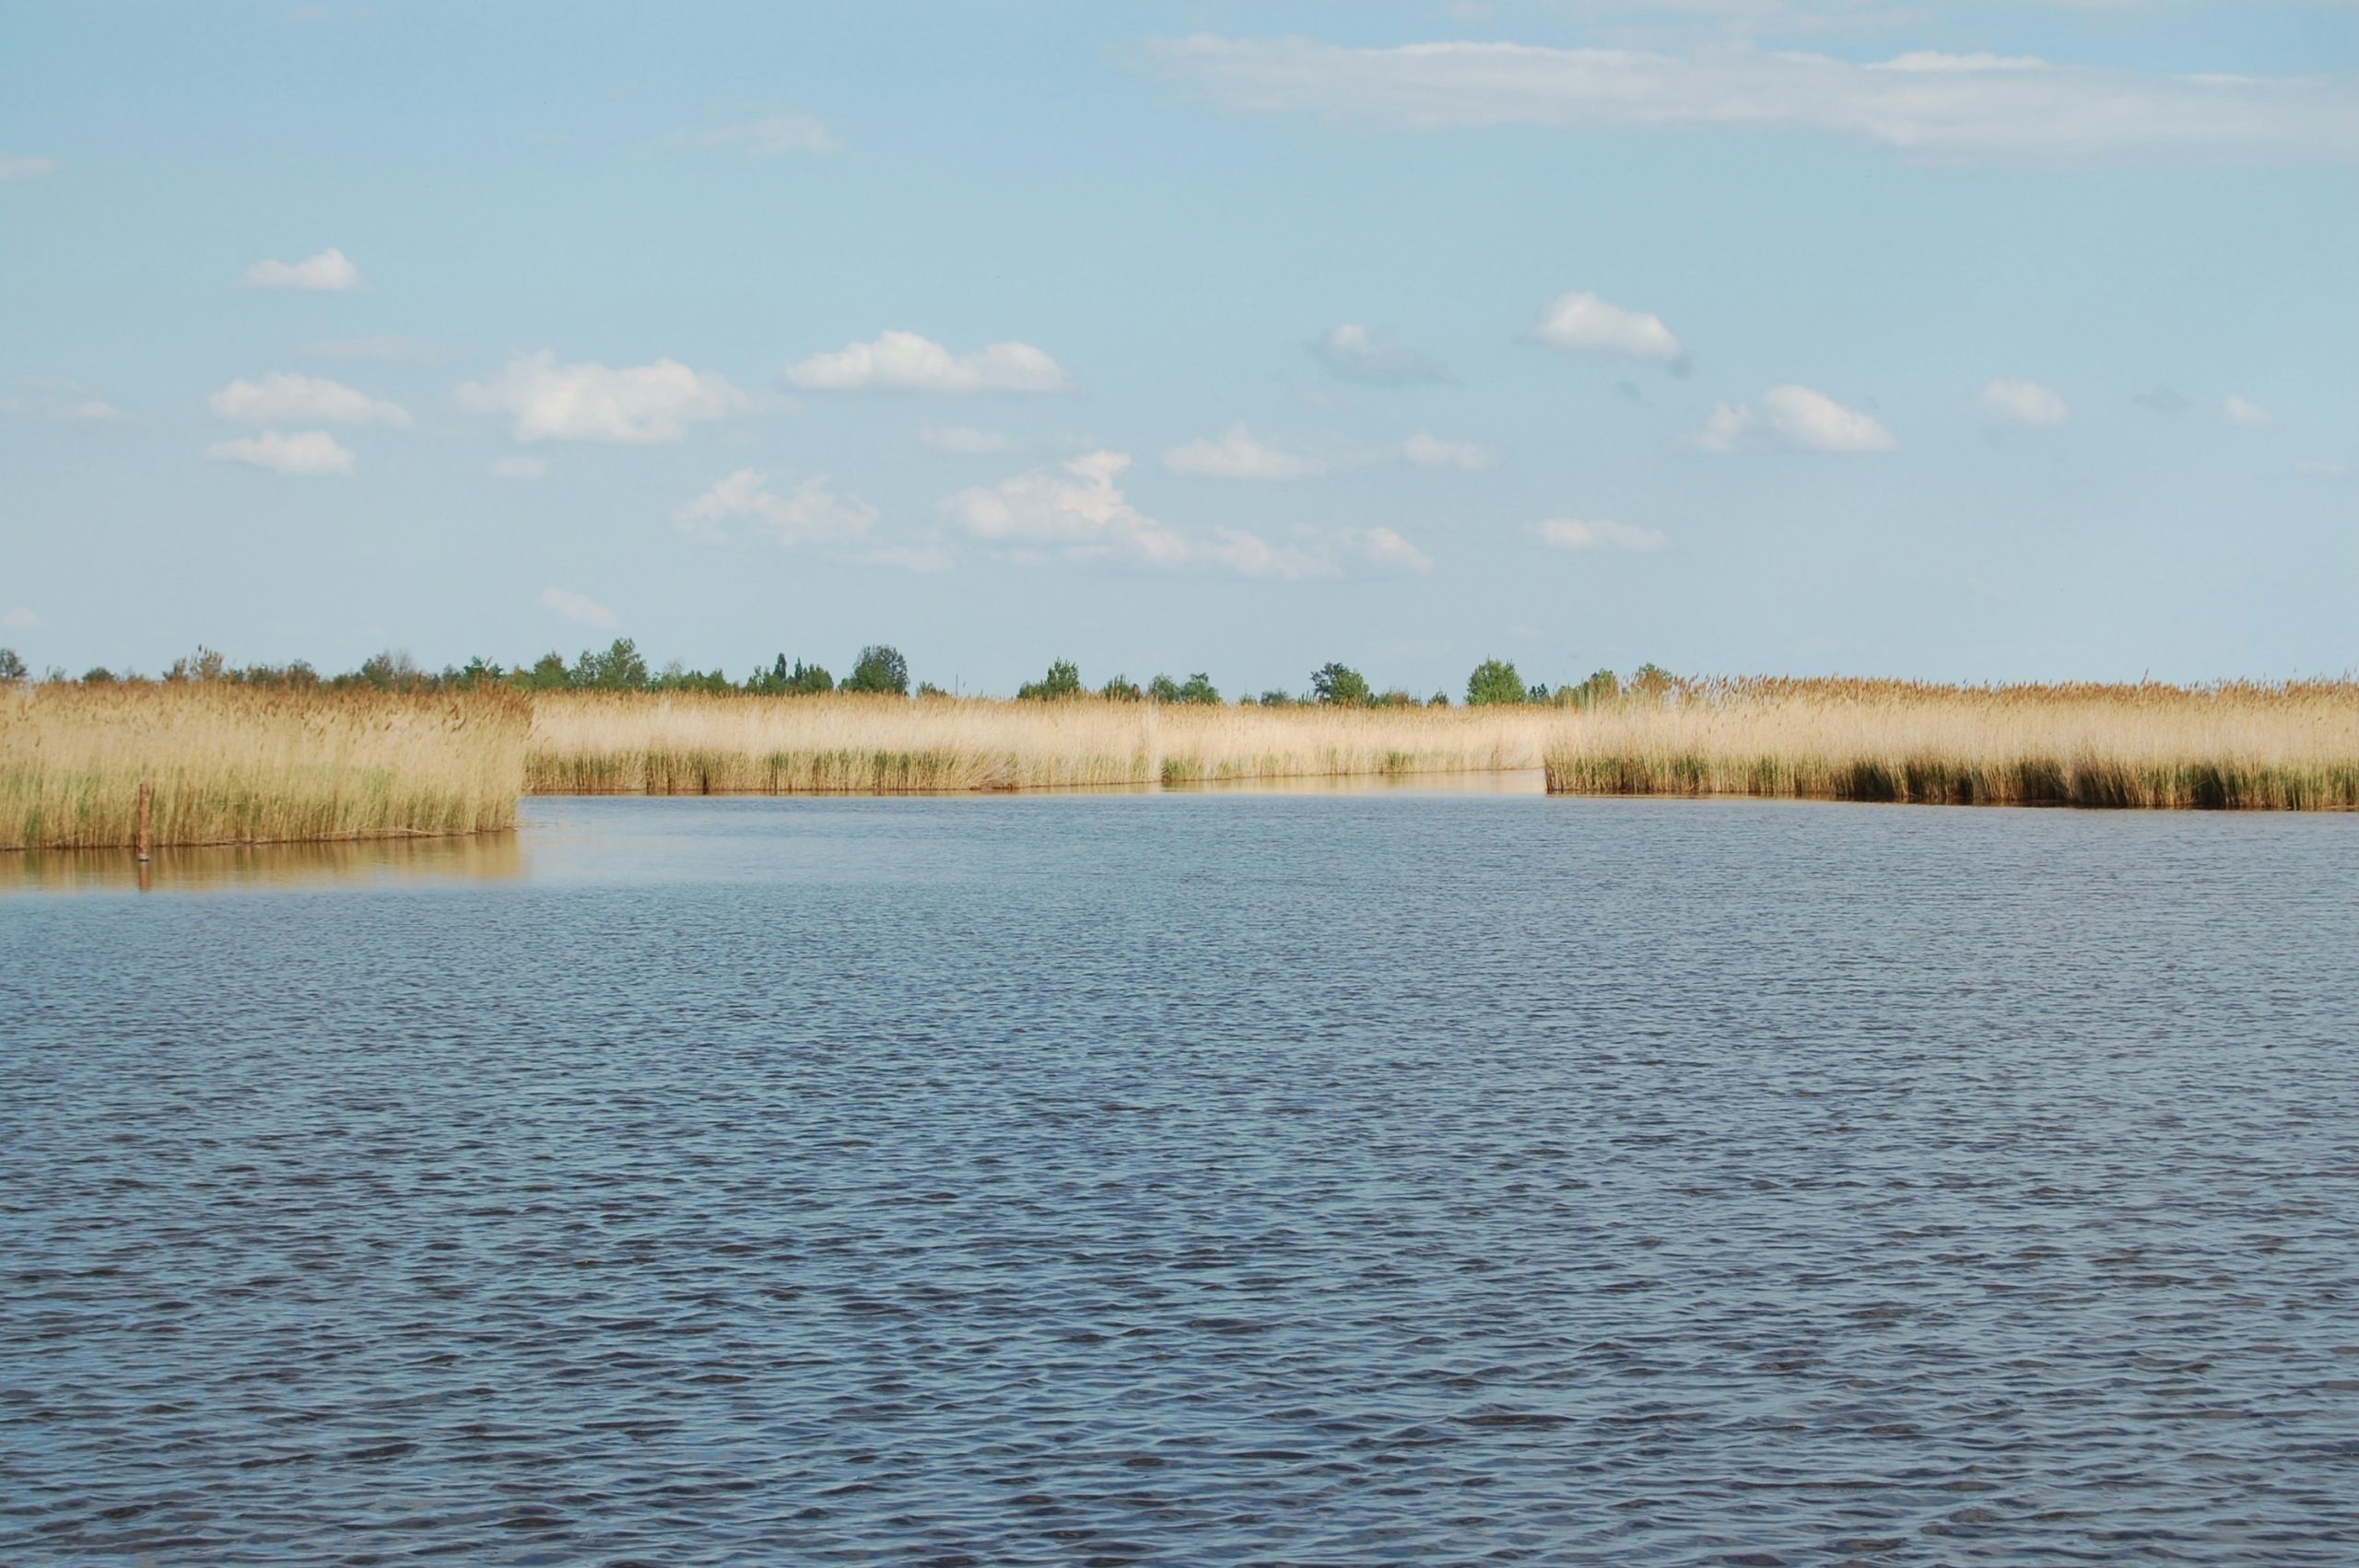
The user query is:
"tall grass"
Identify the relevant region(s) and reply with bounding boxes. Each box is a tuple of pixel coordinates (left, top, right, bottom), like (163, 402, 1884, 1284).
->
(1543, 678, 2359, 810)
(526, 692, 1558, 793)
(1, 685, 529, 850)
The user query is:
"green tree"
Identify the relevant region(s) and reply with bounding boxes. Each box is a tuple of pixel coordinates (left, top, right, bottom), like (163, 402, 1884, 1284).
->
(1100, 673, 1143, 702)
(1427, 691, 1450, 708)
(1310, 661, 1372, 706)
(1465, 658, 1529, 707)
(572, 638, 650, 691)
(1630, 662, 1677, 697)
(80, 666, 118, 685)
(514, 650, 572, 691)
(842, 644, 910, 695)
(0, 648, 25, 683)
(1174, 672, 1220, 705)
(1017, 659, 1084, 700)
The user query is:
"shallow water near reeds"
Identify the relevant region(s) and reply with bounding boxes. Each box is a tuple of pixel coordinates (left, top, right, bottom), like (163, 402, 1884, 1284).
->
(4, 793, 2356, 1564)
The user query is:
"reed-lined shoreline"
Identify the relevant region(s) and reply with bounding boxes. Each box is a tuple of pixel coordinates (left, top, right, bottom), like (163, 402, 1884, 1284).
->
(1, 685, 528, 851)
(10, 678, 2359, 851)
(525, 691, 1556, 793)
(1542, 678, 2359, 810)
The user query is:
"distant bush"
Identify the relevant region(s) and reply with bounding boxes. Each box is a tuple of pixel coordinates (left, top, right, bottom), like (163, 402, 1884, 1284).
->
(1465, 658, 1530, 707)
(1310, 661, 1372, 706)
(1428, 691, 1449, 708)
(1256, 688, 1297, 708)
(916, 682, 951, 698)
(1018, 659, 1084, 700)
(0, 648, 25, 684)
(1149, 672, 1220, 705)
(842, 644, 910, 696)
(1100, 673, 1143, 702)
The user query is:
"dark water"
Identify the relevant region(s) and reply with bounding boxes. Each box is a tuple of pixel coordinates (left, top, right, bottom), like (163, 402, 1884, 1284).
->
(5, 794, 2356, 1565)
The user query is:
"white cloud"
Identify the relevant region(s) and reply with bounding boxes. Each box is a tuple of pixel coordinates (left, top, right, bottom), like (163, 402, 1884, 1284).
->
(2, 380, 124, 422)
(1534, 517, 1672, 553)
(1309, 323, 1451, 385)
(208, 371, 413, 427)
(920, 424, 1014, 454)
(2, 606, 40, 631)
(491, 454, 546, 480)
(241, 247, 363, 291)
(204, 429, 356, 475)
(301, 335, 444, 366)
(1164, 424, 1328, 479)
(458, 351, 744, 443)
(697, 113, 837, 155)
(2298, 461, 2352, 481)
(1695, 384, 1896, 452)
(1209, 524, 1434, 579)
(786, 330, 1069, 393)
(0, 154, 60, 181)
(1146, 35, 2359, 165)
(674, 468, 878, 546)
(1979, 378, 2071, 427)
(948, 451, 1191, 566)
(2220, 395, 2276, 429)
(1401, 430, 1497, 470)
(1530, 291, 1686, 367)
(539, 586, 616, 628)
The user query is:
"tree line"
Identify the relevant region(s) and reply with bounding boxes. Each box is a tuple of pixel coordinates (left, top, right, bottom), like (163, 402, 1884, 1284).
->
(0, 641, 1673, 708)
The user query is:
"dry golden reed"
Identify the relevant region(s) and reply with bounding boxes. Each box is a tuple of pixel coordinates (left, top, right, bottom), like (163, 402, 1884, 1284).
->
(1, 685, 529, 850)
(1543, 678, 2359, 810)
(525, 692, 1559, 793)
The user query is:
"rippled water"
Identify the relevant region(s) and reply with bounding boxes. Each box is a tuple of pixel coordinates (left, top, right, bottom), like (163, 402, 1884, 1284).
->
(5, 794, 2356, 1564)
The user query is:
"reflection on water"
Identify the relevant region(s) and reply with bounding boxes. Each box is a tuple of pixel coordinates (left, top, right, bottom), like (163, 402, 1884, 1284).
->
(1168, 766, 1546, 795)
(0, 830, 522, 895)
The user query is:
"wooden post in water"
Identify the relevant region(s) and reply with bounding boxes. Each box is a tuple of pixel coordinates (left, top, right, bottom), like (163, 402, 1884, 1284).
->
(135, 781, 153, 863)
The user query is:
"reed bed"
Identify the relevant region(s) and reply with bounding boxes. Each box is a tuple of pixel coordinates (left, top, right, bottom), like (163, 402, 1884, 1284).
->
(526, 693, 1559, 793)
(1, 685, 529, 850)
(1542, 678, 2359, 810)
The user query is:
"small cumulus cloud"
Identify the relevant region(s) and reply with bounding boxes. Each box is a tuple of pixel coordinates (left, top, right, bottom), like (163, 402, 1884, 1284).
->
(2, 606, 41, 631)
(491, 454, 546, 480)
(458, 351, 745, 443)
(204, 429, 356, 475)
(2220, 395, 2275, 430)
(241, 247, 363, 292)
(2, 379, 125, 422)
(1164, 424, 1328, 480)
(2297, 461, 2351, 482)
(920, 424, 1014, 455)
(1533, 517, 1670, 553)
(1309, 323, 1452, 386)
(1530, 291, 1686, 368)
(694, 113, 837, 155)
(786, 331, 1069, 394)
(1693, 384, 1895, 454)
(1400, 430, 1496, 471)
(949, 451, 1190, 566)
(1979, 378, 2071, 428)
(674, 468, 878, 547)
(208, 371, 412, 427)
(1209, 524, 1433, 579)
(0, 153, 60, 181)
(539, 586, 616, 628)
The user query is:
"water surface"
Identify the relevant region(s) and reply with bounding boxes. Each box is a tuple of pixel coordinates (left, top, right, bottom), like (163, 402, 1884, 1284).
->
(4, 795, 2355, 1563)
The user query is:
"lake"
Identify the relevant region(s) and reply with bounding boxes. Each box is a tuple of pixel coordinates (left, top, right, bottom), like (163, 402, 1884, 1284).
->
(4, 793, 2355, 1564)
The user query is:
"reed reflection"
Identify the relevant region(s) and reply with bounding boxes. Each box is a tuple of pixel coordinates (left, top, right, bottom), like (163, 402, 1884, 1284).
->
(0, 831, 523, 896)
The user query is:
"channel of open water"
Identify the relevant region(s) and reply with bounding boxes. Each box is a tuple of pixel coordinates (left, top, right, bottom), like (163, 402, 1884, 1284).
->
(4, 791, 2355, 1563)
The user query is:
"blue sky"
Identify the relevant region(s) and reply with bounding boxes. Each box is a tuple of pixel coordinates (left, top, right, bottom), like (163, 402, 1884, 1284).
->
(3, 0, 2354, 694)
